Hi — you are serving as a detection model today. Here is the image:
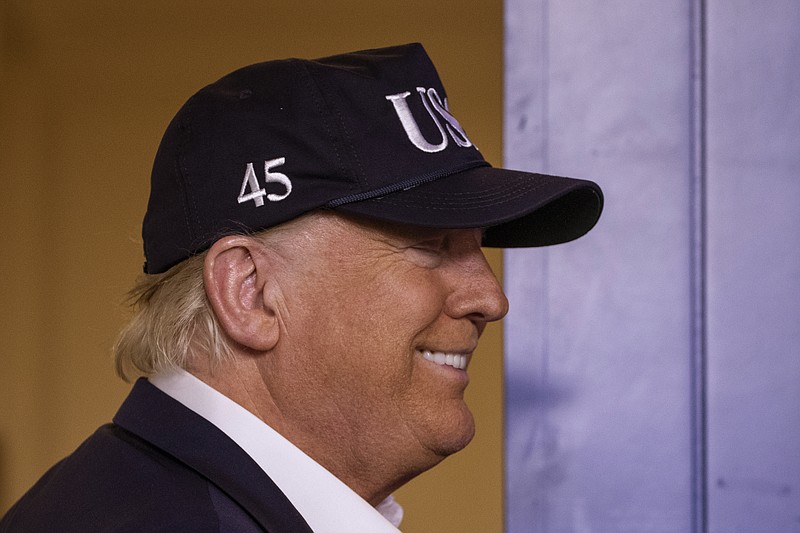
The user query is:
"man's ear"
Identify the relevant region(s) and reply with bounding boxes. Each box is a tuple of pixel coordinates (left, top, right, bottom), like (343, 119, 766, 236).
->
(204, 236, 280, 352)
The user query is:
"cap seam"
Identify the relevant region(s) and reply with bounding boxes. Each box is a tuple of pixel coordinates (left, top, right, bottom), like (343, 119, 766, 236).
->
(326, 161, 489, 207)
(176, 94, 201, 244)
(299, 61, 364, 190)
(371, 180, 549, 209)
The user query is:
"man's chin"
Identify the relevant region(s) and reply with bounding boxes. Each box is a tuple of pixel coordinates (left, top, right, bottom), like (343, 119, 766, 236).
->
(428, 409, 476, 459)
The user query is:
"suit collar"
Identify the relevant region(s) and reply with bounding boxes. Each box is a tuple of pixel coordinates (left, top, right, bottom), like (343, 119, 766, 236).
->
(113, 378, 313, 533)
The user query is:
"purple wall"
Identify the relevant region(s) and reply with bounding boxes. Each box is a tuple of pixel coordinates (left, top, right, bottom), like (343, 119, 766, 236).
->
(504, 1, 800, 532)
(706, 2, 800, 531)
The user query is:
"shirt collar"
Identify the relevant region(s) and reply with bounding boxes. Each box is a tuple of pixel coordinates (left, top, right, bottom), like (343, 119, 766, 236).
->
(150, 368, 402, 532)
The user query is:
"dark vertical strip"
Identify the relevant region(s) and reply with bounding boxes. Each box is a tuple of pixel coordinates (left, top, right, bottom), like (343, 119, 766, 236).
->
(689, 1, 708, 532)
(540, 0, 550, 355)
(541, 0, 549, 174)
(539, 3, 550, 532)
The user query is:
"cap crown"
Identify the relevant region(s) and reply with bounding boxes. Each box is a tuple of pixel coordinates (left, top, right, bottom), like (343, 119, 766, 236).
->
(143, 43, 486, 273)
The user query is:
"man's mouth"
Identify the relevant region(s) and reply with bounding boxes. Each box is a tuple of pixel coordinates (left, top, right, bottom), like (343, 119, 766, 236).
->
(419, 350, 471, 370)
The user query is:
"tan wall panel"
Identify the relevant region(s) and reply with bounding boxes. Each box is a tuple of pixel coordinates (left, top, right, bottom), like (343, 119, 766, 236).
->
(0, 2, 503, 531)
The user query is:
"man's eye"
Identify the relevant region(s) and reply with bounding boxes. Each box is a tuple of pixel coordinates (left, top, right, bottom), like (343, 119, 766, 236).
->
(412, 240, 445, 253)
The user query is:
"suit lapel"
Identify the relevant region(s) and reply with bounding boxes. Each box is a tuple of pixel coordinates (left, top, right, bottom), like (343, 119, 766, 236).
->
(113, 379, 314, 533)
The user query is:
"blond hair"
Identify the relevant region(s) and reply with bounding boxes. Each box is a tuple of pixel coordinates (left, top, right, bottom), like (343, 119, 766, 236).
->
(113, 249, 232, 381)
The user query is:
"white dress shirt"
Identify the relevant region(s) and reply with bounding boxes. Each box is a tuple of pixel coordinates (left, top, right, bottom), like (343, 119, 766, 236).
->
(150, 368, 403, 533)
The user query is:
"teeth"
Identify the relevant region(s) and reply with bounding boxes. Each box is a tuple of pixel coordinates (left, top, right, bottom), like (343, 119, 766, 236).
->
(421, 350, 470, 370)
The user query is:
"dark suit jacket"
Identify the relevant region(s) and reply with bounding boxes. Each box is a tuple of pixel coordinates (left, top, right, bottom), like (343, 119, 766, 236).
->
(0, 379, 314, 532)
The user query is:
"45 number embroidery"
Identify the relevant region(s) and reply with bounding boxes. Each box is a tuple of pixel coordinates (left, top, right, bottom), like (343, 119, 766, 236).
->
(237, 157, 292, 207)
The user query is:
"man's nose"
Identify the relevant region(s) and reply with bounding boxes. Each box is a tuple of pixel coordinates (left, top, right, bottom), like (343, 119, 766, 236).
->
(444, 244, 509, 325)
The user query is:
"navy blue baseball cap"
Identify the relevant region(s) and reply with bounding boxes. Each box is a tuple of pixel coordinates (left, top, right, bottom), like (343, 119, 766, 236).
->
(143, 43, 603, 274)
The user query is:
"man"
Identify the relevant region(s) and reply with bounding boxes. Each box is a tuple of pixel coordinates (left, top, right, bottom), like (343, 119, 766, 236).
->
(0, 43, 602, 531)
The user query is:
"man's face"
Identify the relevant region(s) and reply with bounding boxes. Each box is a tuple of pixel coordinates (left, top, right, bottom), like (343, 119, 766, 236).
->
(257, 212, 508, 486)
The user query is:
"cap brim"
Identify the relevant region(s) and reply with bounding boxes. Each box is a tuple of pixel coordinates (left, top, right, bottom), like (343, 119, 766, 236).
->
(334, 166, 604, 247)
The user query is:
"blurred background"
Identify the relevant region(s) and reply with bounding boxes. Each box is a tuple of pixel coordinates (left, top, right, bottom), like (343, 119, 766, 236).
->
(0, 2, 505, 532)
